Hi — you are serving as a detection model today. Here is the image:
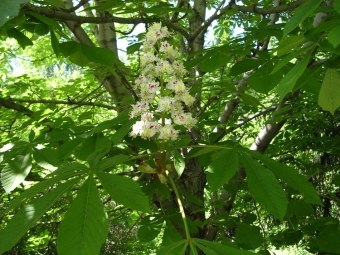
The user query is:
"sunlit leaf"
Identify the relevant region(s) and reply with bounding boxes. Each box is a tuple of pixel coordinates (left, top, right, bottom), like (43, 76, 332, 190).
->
(57, 175, 109, 255)
(1, 153, 32, 193)
(174, 150, 185, 178)
(318, 68, 340, 114)
(276, 50, 312, 101)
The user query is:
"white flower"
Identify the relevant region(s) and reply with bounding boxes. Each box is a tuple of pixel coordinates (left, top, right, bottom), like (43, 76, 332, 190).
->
(157, 96, 176, 112)
(141, 121, 158, 139)
(155, 60, 174, 76)
(172, 112, 197, 128)
(135, 75, 152, 87)
(160, 41, 179, 59)
(130, 101, 150, 117)
(172, 60, 187, 76)
(174, 91, 195, 106)
(158, 124, 178, 141)
(130, 121, 144, 137)
(141, 53, 158, 67)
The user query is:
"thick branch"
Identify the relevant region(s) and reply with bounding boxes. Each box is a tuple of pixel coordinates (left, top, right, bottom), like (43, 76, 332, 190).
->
(0, 98, 33, 116)
(8, 98, 116, 110)
(22, 5, 190, 40)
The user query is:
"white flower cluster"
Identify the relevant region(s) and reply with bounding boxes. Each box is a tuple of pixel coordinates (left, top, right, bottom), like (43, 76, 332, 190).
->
(130, 23, 197, 141)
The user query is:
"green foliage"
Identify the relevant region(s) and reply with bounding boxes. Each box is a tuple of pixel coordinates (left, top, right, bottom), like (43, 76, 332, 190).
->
(242, 154, 288, 221)
(318, 68, 340, 114)
(0, 178, 80, 254)
(57, 175, 109, 255)
(1, 0, 340, 254)
(96, 171, 151, 213)
(0, 0, 28, 27)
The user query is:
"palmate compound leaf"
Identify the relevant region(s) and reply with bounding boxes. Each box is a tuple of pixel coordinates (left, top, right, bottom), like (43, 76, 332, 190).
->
(1, 153, 32, 193)
(192, 238, 256, 255)
(96, 171, 150, 213)
(318, 68, 340, 114)
(57, 175, 109, 255)
(0, 177, 80, 254)
(251, 152, 322, 205)
(205, 149, 238, 192)
(242, 154, 288, 221)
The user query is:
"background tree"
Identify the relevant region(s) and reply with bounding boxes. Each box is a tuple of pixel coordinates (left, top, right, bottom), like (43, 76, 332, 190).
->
(0, 0, 340, 254)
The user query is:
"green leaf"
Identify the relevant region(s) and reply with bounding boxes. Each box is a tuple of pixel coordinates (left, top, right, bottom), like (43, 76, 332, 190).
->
(47, 162, 89, 177)
(318, 68, 340, 114)
(194, 242, 218, 255)
(74, 135, 96, 161)
(0, 0, 28, 27)
(334, 1, 340, 14)
(229, 59, 266, 76)
(206, 149, 238, 192)
(248, 62, 282, 93)
(276, 50, 312, 101)
(174, 150, 185, 178)
(33, 147, 59, 170)
(57, 175, 109, 255)
(328, 25, 340, 48)
(275, 35, 306, 57)
(5, 171, 84, 214)
(0, 178, 80, 254)
(162, 220, 183, 246)
(96, 171, 150, 212)
(138, 215, 163, 242)
(242, 155, 288, 221)
(92, 109, 130, 133)
(283, 0, 323, 36)
(57, 138, 84, 160)
(1, 153, 32, 193)
(235, 223, 263, 250)
(253, 152, 321, 205)
(26, 11, 60, 29)
(80, 44, 116, 66)
(316, 225, 340, 253)
(111, 118, 137, 144)
(6, 28, 33, 49)
(127, 42, 142, 54)
(192, 239, 256, 255)
(87, 147, 111, 169)
(271, 44, 314, 74)
(199, 52, 229, 72)
(240, 93, 262, 107)
(96, 155, 129, 171)
(156, 240, 187, 255)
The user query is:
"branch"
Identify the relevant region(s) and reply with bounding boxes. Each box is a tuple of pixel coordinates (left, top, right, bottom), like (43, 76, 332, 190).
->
(0, 98, 33, 116)
(22, 5, 190, 40)
(189, 0, 306, 41)
(7, 98, 116, 110)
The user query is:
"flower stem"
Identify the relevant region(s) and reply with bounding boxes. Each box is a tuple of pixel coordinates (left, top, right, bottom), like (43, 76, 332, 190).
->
(166, 171, 191, 240)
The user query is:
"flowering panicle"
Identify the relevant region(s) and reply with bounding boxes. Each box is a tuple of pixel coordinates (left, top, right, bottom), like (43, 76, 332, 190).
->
(130, 23, 197, 141)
